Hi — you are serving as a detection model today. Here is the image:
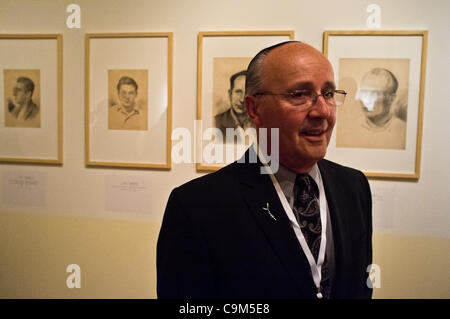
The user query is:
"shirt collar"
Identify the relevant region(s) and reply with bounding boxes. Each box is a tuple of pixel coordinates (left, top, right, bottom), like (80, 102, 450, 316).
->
(275, 162, 319, 183)
(117, 105, 139, 115)
(274, 162, 320, 201)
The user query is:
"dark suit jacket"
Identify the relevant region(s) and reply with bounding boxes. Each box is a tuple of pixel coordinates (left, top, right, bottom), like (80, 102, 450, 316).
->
(157, 149, 373, 299)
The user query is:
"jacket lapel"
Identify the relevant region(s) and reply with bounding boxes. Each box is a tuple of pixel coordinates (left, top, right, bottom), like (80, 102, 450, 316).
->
(234, 152, 316, 296)
(318, 160, 351, 297)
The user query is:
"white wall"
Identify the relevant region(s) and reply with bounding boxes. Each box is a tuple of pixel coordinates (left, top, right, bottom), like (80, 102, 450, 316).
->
(0, 0, 449, 298)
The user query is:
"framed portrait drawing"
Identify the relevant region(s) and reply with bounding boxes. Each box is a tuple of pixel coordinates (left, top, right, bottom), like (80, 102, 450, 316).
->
(323, 30, 428, 179)
(0, 34, 63, 164)
(85, 33, 173, 169)
(197, 30, 294, 171)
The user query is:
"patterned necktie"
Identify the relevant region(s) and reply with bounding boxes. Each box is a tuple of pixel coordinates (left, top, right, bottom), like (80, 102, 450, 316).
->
(293, 174, 330, 298)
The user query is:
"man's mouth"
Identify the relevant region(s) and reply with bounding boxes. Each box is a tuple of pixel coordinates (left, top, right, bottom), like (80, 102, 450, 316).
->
(300, 129, 326, 137)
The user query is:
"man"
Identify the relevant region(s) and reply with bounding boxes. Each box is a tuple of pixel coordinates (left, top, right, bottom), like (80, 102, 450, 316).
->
(357, 68, 405, 127)
(157, 41, 372, 299)
(6, 76, 40, 127)
(214, 70, 252, 138)
(355, 68, 406, 148)
(109, 76, 146, 130)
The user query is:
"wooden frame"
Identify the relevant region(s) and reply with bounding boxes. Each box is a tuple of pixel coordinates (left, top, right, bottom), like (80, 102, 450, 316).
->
(196, 30, 294, 171)
(85, 32, 173, 169)
(323, 30, 428, 180)
(0, 34, 63, 164)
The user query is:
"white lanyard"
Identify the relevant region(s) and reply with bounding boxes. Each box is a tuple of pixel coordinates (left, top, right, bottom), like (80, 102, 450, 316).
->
(260, 155, 327, 299)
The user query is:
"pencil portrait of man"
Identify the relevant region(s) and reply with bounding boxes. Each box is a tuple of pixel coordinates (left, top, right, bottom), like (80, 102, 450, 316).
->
(4, 69, 41, 128)
(212, 57, 253, 142)
(108, 69, 148, 131)
(336, 58, 409, 150)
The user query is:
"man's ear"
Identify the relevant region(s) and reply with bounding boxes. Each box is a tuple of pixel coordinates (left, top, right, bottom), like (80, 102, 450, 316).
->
(245, 95, 263, 127)
(389, 93, 396, 104)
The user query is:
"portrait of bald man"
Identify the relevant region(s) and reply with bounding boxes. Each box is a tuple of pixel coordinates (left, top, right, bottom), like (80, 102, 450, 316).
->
(157, 41, 373, 299)
(336, 58, 409, 150)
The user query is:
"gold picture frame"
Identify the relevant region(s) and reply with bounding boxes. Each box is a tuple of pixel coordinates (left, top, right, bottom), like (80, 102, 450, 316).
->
(196, 30, 295, 172)
(0, 34, 63, 165)
(85, 33, 173, 169)
(323, 30, 428, 180)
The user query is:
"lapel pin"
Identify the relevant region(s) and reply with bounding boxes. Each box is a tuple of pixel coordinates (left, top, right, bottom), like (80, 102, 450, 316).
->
(262, 202, 277, 221)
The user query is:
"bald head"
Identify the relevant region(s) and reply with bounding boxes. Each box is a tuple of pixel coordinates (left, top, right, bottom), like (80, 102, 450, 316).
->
(265, 42, 330, 67)
(360, 68, 398, 95)
(245, 41, 333, 96)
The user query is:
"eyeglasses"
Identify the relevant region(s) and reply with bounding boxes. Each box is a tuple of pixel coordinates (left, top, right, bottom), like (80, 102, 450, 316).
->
(253, 89, 347, 108)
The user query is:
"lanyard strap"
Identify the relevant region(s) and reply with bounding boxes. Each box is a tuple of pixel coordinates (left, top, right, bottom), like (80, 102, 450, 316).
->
(260, 154, 327, 299)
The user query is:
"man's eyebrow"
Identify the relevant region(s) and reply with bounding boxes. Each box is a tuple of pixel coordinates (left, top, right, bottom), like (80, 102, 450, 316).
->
(289, 81, 336, 91)
(289, 82, 314, 91)
(322, 81, 336, 90)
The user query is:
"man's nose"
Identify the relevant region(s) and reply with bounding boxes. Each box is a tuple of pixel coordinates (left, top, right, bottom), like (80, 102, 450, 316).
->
(309, 95, 331, 117)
